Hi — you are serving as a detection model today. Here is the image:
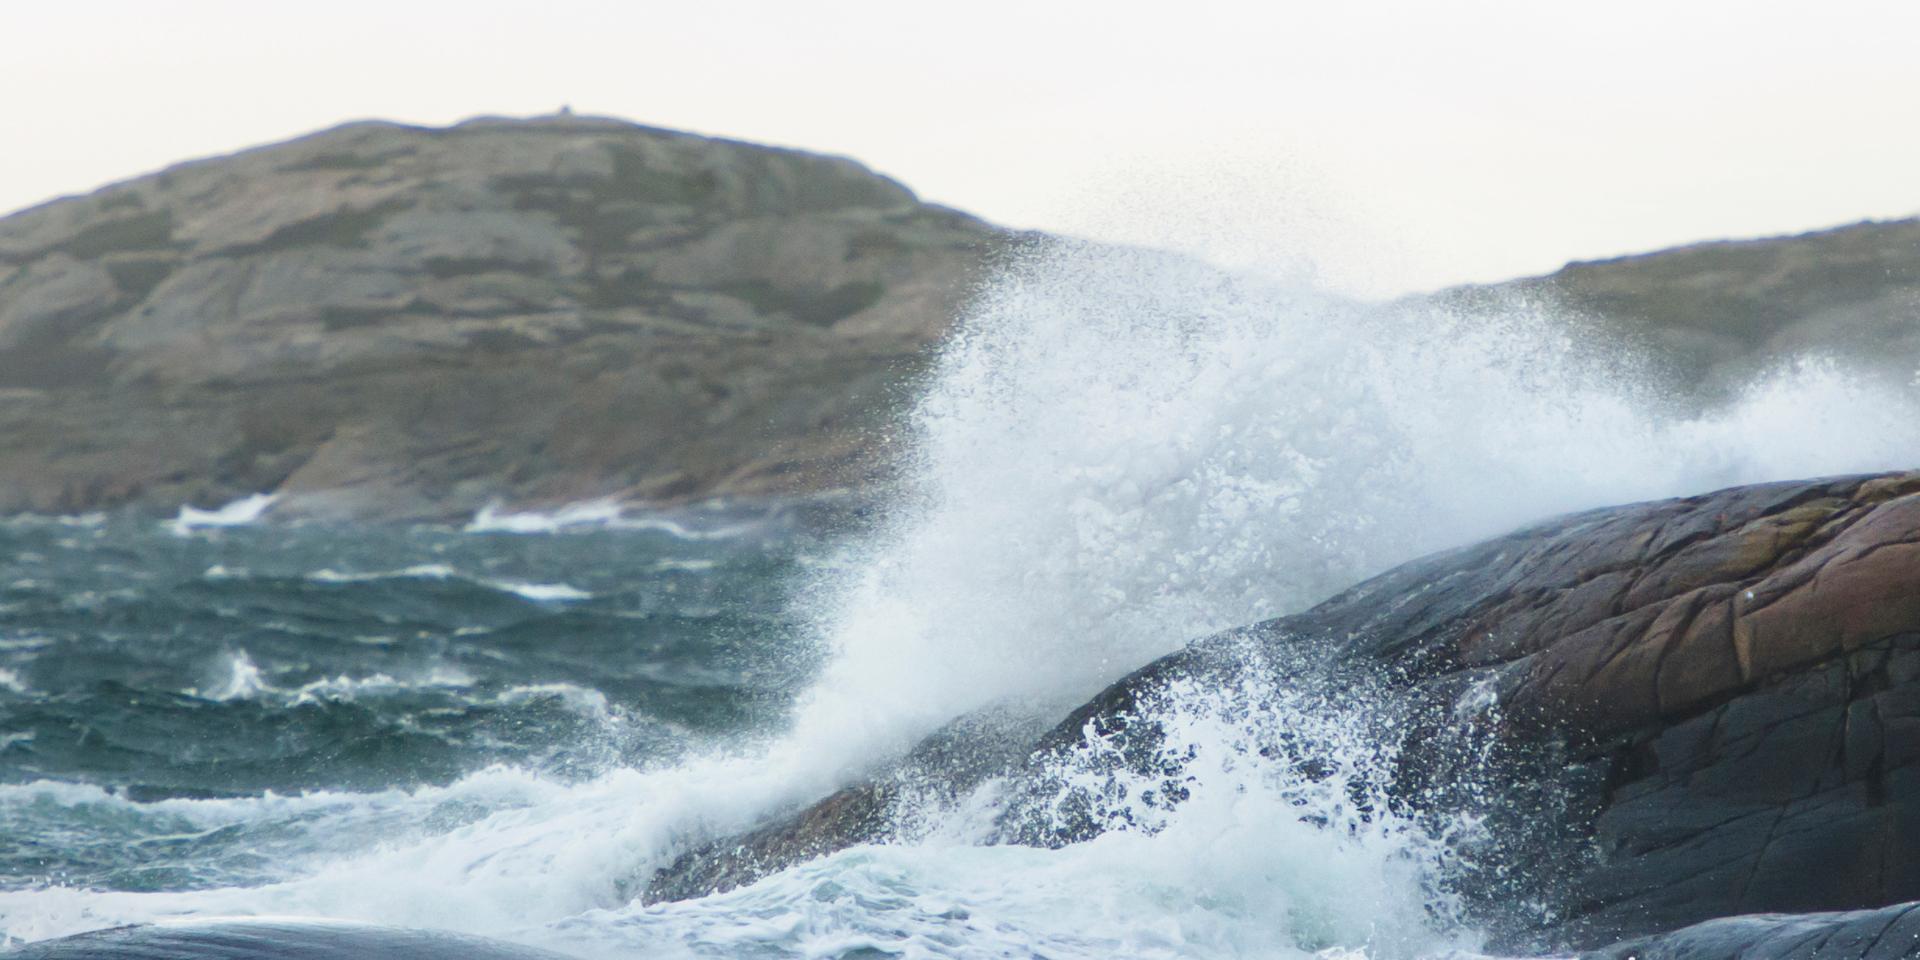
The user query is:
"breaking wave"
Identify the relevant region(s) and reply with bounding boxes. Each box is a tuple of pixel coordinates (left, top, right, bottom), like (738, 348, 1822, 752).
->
(4, 238, 1917, 959)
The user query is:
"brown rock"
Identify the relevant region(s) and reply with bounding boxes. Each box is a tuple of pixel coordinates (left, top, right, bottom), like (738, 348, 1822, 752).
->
(644, 472, 1920, 952)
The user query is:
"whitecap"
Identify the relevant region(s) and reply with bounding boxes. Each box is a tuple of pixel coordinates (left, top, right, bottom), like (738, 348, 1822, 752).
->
(193, 650, 268, 702)
(489, 581, 592, 602)
(306, 564, 459, 584)
(289, 666, 475, 705)
(166, 493, 279, 536)
(494, 683, 614, 722)
(464, 500, 626, 534)
(304, 566, 589, 602)
(465, 499, 761, 540)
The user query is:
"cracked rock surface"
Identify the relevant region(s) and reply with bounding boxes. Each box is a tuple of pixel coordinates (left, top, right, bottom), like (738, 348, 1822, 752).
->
(646, 471, 1920, 955)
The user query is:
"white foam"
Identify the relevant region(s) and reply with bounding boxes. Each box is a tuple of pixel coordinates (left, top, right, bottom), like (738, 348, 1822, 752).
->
(465, 500, 627, 534)
(0, 667, 27, 695)
(786, 242, 1920, 774)
(549, 669, 1467, 960)
(306, 564, 460, 583)
(193, 650, 268, 702)
(0, 753, 862, 943)
(182, 651, 479, 706)
(166, 493, 279, 536)
(466, 500, 760, 540)
(494, 581, 593, 602)
(607, 516, 762, 541)
(305, 566, 590, 602)
(289, 666, 477, 706)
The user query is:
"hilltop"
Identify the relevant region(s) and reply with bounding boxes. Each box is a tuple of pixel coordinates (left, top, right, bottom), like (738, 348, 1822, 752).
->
(1434, 218, 1920, 396)
(0, 115, 1003, 519)
(0, 115, 1913, 520)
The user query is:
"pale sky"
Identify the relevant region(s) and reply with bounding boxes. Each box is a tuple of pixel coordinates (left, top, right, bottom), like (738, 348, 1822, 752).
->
(5, 0, 1919, 296)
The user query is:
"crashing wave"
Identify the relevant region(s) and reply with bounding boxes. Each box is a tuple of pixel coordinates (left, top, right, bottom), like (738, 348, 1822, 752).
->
(166, 493, 279, 536)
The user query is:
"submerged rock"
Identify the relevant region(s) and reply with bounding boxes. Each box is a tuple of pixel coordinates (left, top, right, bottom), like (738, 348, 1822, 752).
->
(647, 470, 1920, 952)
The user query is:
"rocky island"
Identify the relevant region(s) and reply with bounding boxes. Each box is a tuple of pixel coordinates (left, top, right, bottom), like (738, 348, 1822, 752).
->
(0, 115, 1003, 520)
(1, 113, 1916, 522)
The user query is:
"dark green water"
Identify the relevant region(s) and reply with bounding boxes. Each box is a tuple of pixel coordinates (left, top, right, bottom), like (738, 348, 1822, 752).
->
(0, 511, 824, 896)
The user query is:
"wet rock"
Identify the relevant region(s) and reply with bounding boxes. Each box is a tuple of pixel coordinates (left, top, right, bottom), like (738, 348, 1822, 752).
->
(1583, 901, 1920, 960)
(646, 471, 1920, 952)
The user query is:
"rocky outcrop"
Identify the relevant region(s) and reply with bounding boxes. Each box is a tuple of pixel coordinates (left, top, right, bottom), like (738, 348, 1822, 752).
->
(646, 471, 1920, 952)
(1431, 219, 1920, 401)
(0, 114, 1004, 520)
(2, 115, 1916, 519)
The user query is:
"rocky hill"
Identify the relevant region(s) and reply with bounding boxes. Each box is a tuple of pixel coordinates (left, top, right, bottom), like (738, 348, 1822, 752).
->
(0, 115, 1003, 520)
(0, 115, 1914, 520)
(1433, 218, 1920, 398)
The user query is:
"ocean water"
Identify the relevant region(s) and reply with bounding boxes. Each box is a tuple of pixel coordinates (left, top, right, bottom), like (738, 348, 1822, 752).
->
(3, 241, 1918, 958)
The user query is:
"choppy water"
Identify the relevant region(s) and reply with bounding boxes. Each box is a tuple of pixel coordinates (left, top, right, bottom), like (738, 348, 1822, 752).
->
(0, 507, 819, 899)
(3, 240, 1918, 958)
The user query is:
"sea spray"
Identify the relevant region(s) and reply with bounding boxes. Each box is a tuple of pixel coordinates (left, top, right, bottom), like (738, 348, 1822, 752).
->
(791, 238, 1920, 771)
(557, 643, 1478, 960)
(3, 236, 1918, 957)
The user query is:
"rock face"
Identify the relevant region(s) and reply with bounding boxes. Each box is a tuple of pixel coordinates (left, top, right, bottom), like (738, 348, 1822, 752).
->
(647, 471, 1920, 953)
(0, 115, 1003, 519)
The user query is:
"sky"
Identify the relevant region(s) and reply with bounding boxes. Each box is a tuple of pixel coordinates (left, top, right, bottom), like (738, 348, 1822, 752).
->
(4, 0, 1919, 296)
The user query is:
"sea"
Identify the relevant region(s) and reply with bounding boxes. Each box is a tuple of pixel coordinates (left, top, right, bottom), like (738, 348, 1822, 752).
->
(3, 241, 1918, 958)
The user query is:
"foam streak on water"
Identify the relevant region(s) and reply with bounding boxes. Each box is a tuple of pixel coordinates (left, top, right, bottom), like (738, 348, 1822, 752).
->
(166, 494, 279, 536)
(3, 239, 1918, 958)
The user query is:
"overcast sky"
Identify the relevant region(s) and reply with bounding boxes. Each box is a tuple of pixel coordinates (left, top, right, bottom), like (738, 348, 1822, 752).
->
(5, 0, 1918, 296)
